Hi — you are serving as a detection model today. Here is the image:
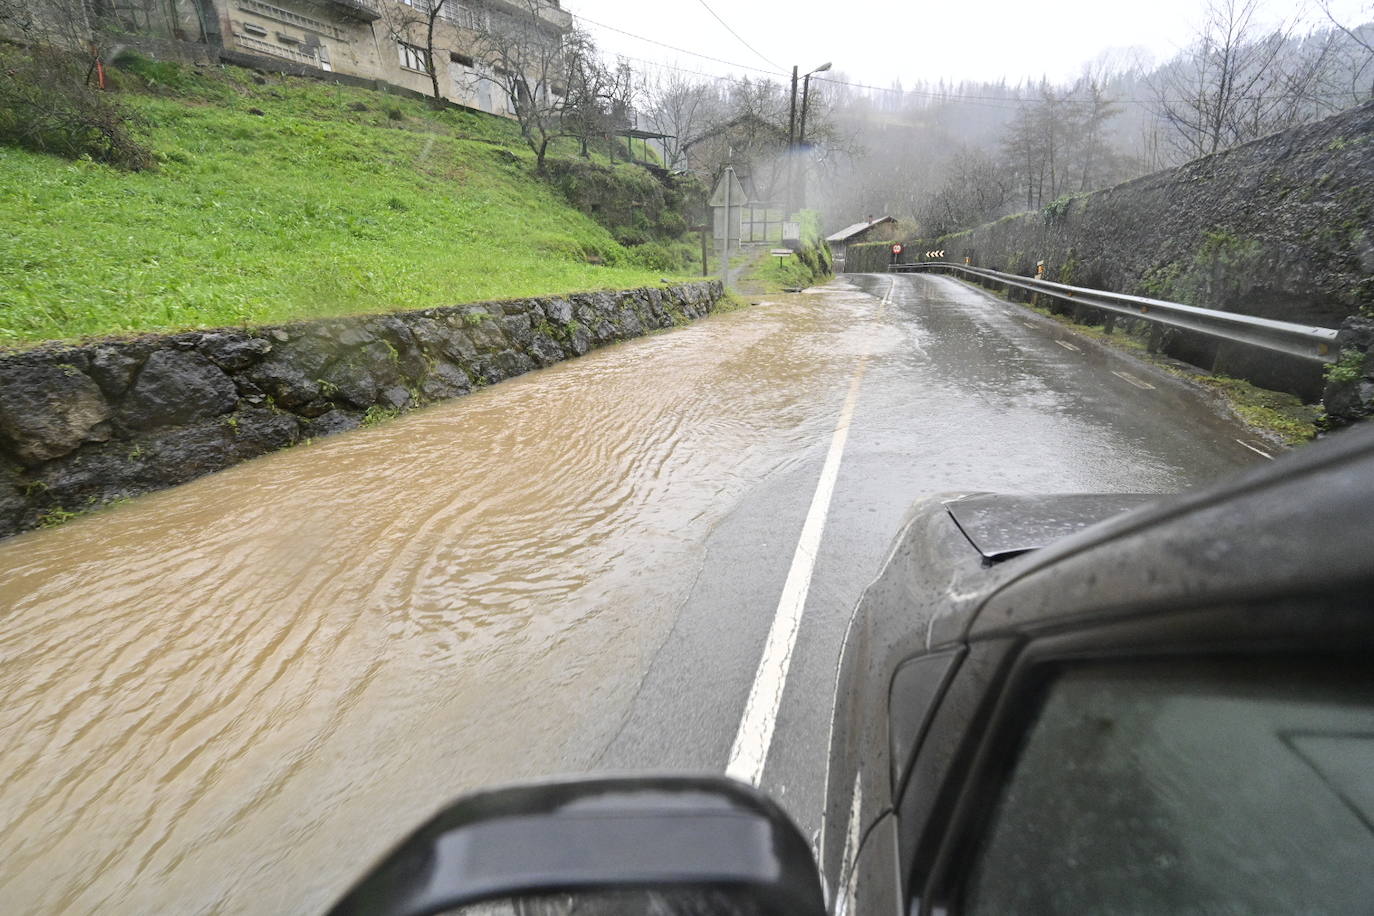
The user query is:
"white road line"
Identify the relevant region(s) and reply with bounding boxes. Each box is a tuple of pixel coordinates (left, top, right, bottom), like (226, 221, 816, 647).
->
(1236, 439, 1274, 460)
(1022, 321, 1037, 330)
(1055, 340, 1081, 352)
(1111, 370, 1156, 390)
(725, 280, 888, 787)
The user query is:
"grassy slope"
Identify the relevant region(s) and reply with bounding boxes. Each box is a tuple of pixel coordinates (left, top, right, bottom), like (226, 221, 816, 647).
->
(0, 64, 687, 346)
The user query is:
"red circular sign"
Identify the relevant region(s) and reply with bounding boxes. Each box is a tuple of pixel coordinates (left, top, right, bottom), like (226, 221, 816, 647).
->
(891, 244, 903, 255)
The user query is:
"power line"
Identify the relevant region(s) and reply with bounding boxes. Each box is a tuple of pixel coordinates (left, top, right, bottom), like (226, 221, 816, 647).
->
(614, 52, 742, 84)
(574, 11, 1129, 106)
(573, 17, 1126, 107)
(579, 15, 1333, 110)
(691, 0, 784, 71)
(575, 13, 787, 78)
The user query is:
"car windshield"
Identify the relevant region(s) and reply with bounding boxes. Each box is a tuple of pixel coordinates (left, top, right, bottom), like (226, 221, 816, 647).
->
(966, 662, 1374, 915)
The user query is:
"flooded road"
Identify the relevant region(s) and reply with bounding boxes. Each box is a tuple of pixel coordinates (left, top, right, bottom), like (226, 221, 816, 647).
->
(0, 273, 1263, 913)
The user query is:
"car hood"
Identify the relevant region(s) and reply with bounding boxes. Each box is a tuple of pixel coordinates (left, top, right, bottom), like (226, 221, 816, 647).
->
(945, 493, 1160, 562)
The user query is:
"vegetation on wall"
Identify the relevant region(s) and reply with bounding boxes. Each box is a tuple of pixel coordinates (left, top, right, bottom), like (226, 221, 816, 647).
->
(744, 210, 833, 293)
(544, 158, 704, 243)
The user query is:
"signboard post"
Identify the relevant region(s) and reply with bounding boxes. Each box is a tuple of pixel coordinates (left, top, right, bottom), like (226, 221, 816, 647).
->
(890, 243, 903, 268)
(709, 167, 748, 283)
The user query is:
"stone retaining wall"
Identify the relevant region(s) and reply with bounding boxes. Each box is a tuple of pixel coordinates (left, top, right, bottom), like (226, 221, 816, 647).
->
(1324, 316, 1374, 426)
(0, 281, 723, 538)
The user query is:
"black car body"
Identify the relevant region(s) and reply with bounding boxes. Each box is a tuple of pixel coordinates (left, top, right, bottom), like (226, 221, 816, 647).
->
(819, 425, 1374, 914)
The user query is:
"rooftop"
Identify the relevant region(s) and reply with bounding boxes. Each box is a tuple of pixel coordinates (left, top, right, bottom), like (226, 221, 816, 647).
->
(825, 216, 896, 244)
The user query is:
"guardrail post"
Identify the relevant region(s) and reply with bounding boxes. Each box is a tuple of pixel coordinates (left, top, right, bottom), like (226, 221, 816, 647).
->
(1103, 314, 1116, 336)
(1147, 323, 1165, 354)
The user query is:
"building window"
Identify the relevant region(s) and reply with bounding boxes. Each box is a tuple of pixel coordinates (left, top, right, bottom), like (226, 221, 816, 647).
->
(398, 41, 430, 73)
(450, 51, 474, 67)
(242, 21, 268, 36)
(439, 1, 485, 30)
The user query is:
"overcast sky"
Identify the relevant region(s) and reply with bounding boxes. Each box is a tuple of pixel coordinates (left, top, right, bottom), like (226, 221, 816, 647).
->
(569, 0, 1372, 90)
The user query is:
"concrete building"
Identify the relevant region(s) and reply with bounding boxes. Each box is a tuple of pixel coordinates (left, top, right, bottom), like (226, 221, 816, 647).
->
(20, 0, 573, 118)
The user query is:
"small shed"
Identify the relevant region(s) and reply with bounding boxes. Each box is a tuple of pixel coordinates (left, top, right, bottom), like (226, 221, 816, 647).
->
(825, 216, 899, 269)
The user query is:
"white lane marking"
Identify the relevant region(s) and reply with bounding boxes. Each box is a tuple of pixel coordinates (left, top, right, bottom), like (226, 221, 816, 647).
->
(725, 280, 889, 787)
(1111, 370, 1156, 390)
(1055, 340, 1081, 352)
(1236, 439, 1274, 460)
(1021, 321, 1037, 330)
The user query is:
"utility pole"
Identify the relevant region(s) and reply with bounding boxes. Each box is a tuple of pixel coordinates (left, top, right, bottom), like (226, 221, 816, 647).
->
(797, 63, 831, 211)
(787, 66, 798, 215)
(722, 166, 732, 285)
(788, 66, 798, 147)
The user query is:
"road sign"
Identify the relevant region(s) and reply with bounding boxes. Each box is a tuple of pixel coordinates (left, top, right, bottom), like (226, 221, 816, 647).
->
(709, 166, 747, 283)
(709, 170, 748, 208)
(891, 244, 903, 255)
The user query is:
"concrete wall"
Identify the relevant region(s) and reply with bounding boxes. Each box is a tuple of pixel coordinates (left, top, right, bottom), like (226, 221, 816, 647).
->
(0, 282, 723, 539)
(13, 0, 570, 119)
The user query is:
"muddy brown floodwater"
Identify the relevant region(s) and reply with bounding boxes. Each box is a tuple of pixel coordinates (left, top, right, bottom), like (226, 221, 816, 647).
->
(0, 291, 886, 914)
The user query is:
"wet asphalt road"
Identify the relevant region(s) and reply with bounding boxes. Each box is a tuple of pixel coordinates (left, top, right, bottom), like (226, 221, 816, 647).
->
(591, 270, 1263, 842)
(0, 270, 1267, 914)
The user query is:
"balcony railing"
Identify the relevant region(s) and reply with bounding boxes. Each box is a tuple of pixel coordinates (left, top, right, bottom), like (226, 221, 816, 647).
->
(233, 31, 321, 65)
(321, 0, 381, 23)
(483, 0, 572, 31)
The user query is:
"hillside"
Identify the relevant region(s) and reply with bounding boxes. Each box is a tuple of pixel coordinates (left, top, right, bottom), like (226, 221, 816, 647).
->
(0, 57, 694, 346)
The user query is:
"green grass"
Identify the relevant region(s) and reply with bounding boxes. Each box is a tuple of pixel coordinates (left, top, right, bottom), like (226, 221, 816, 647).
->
(753, 251, 815, 293)
(0, 62, 689, 345)
(1193, 375, 1323, 445)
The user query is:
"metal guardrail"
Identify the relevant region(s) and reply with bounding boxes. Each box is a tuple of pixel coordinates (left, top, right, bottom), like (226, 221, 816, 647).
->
(892, 262, 1339, 364)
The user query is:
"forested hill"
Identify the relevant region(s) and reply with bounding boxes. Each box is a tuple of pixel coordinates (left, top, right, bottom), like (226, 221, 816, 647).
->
(812, 13, 1374, 236)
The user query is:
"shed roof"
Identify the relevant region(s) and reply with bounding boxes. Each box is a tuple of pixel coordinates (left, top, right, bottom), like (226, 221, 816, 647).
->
(825, 216, 897, 244)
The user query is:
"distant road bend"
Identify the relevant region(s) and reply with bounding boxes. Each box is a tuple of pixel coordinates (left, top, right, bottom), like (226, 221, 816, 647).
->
(0, 271, 1266, 914)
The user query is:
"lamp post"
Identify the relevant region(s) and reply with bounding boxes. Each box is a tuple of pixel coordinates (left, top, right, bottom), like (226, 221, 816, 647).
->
(796, 62, 831, 210)
(798, 61, 830, 148)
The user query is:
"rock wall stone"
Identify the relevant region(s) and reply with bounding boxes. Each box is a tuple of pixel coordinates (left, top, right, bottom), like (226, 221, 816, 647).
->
(1323, 316, 1374, 425)
(0, 281, 723, 539)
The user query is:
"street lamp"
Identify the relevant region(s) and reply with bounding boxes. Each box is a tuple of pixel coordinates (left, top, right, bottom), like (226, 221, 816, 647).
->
(798, 61, 831, 148)
(793, 62, 831, 211)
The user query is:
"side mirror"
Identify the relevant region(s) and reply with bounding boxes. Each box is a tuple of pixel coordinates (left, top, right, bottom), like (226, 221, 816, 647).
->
(327, 775, 827, 916)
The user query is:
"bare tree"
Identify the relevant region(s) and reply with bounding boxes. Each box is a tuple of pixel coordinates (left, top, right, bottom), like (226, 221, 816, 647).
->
(919, 147, 1012, 236)
(1150, 0, 1324, 159)
(0, 0, 153, 168)
(1317, 0, 1374, 98)
(561, 53, 633, 158)
(1069, 72, 1123, 192)
(642, 70, 717, 168)
(468, 1, 592, 172)
(376, 0, 450, 102)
